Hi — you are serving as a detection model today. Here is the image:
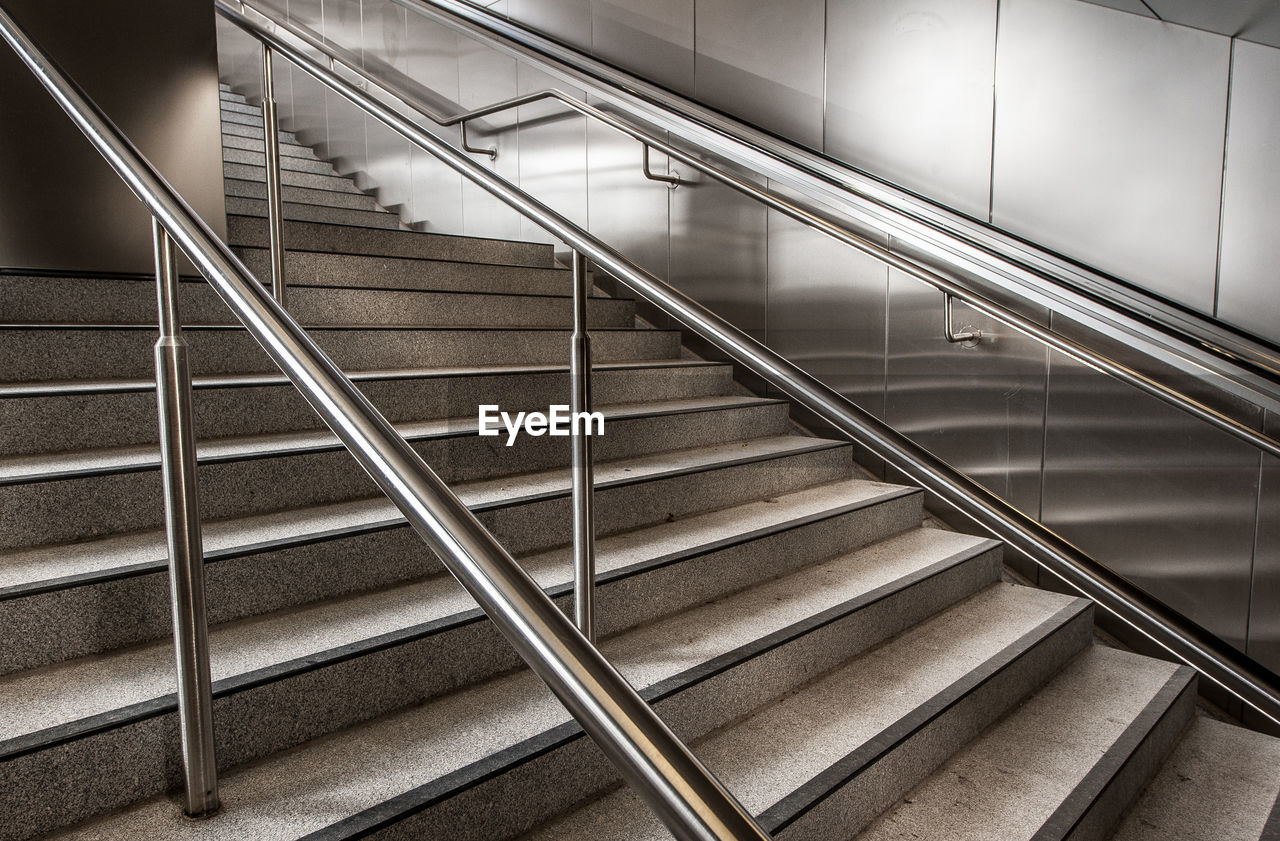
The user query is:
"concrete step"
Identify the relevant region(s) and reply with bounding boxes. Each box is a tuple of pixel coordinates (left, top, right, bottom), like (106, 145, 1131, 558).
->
(220, 120, 302, 145)
(232, 247, 576, 295)
(219, 99, 264, 118)
(223, 145, 339, 175)
(1107, 716, 1280, 841)
(520, 583, 1094, 841)
(223, 160, 367, 195)
(0, 395, 792, 550)
(0, 324, 678, 382)
(852, 645, 1196, 841)
(225, 196, 405, 229)
(0, 275, 635, 328)
(20, 525, 998, 841)
(0, 359, 728, 456)
(0, 472, 917, 673)
(0, 437, 851, 665)
(226, 215, 555, 266)
(220, 131, 322, 160)
(223, 176, 382, 212)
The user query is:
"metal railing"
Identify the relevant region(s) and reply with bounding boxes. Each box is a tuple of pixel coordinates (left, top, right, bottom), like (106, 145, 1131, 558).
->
(213, 0, 1280, 740)
(0, 5, 770, 839)
(286, 0, 1280, 462)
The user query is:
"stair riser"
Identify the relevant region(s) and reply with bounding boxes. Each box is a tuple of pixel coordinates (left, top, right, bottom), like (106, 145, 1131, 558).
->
(224, 146, 338, 175)
(221, 121, 301, 144)
(0, 365, 729, 456)
(777, 605, 1096, 841)
(0, 277, 635, 328)
(235, 248, 574, 295)
(1052, 680, 1196, 841)
(221, 131, 320, 160)
(0, 487, 921, 673)
(0, 327, 679, 382)
(0, 403, 791, 549)
(223, 160, 365, 194)
(226, 197, 404, 229)
(224, 176, 382, 211)
(347, 549, 1007, 841)
(226, 216, 555, 267)
(0, 545, 995, 841)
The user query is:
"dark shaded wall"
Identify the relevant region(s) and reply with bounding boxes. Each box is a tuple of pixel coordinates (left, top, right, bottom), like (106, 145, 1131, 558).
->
(0, 0, 226, 274)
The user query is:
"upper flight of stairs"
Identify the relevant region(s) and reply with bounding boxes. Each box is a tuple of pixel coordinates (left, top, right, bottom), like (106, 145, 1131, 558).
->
(0, 84, 1276, 841)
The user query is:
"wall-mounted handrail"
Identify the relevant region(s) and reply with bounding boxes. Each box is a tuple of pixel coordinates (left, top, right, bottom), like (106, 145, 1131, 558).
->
(243, 0, 1280, 462)
(216, 0, 1280, 728)
(0, 5, 772, 839)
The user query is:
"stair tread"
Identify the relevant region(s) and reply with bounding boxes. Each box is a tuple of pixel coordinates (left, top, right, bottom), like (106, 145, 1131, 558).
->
(1108, 717, 1280, 841)
(42, 526, 994, 841)
(853, 645, 1191, 841)
(0, 434, 844, 593)
(0, 395, 780, 483)
(0, 358, 717, 398)
(524, 582, 1089, 840)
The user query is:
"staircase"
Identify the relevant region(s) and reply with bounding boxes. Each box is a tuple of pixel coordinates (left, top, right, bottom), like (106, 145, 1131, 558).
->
(0, 84, 1276, 841)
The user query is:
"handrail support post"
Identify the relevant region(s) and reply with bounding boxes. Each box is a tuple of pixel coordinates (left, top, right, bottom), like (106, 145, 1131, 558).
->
(261, 43, 287, 307)
(943, 292, 982, 347)
(152, 220, 220, 819)
(642, 143, 686, 188)
(570, 250, 596, 642)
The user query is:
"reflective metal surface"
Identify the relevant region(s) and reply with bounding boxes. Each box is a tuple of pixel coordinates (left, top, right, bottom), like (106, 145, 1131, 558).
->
(507, 0, 591, 47)
(1252, 411, 1280, 675)
(0, 0, 226, 273)
(1216, 39, 1280, 345)
(692, 0, 826, 149)
(824, 0, 997, 220)
(591, 0, 694, 95)
(458, 34, 522, 238)
(766, 207, 888, 422)
(516, 62, 587, 247)
(585, 104, 670, 279)
(668, 151, 767, 388)
(1144, 0, 1280, 48)
(153, 222, 220, 819)
(1041, 344, 1261, 651)
(886, 269, 1048, 521)
(261, 45, 287, 305)
(991, 0, 1230, 315)
(570, 251, 597, 642)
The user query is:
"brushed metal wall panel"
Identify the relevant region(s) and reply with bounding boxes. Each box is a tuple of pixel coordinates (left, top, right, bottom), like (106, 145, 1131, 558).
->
(0, 0, 226, 272)
(402, 11, 467, 232)
(692, 0, 826, 149)
(591, 0, 696, 94)
(584, 103, 672, 279)
(360, 0, 413, 220)
(824, 0, 998, 220)
(516, 63, 588, 247)
(885, 268, 1048, 518)
(322, 0, 364, 54)
(991, 0, 1230, 315)
(457, 35, 523, 239)
(285, 0, 324, 32)
(767, 210, 889, 421)
(1216, 39, 1280, 345)
(506, 0, 593, 47)
(1041, 347, 1260, 650)
(668, 156, 768, 376)
(1250, 411, 1280, 673)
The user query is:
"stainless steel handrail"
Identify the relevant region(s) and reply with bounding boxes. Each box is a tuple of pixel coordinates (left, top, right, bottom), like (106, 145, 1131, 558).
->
(263, 0, 1280, 461)
(0, 5, 771, 839)
(216, 0, 1280, 727)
